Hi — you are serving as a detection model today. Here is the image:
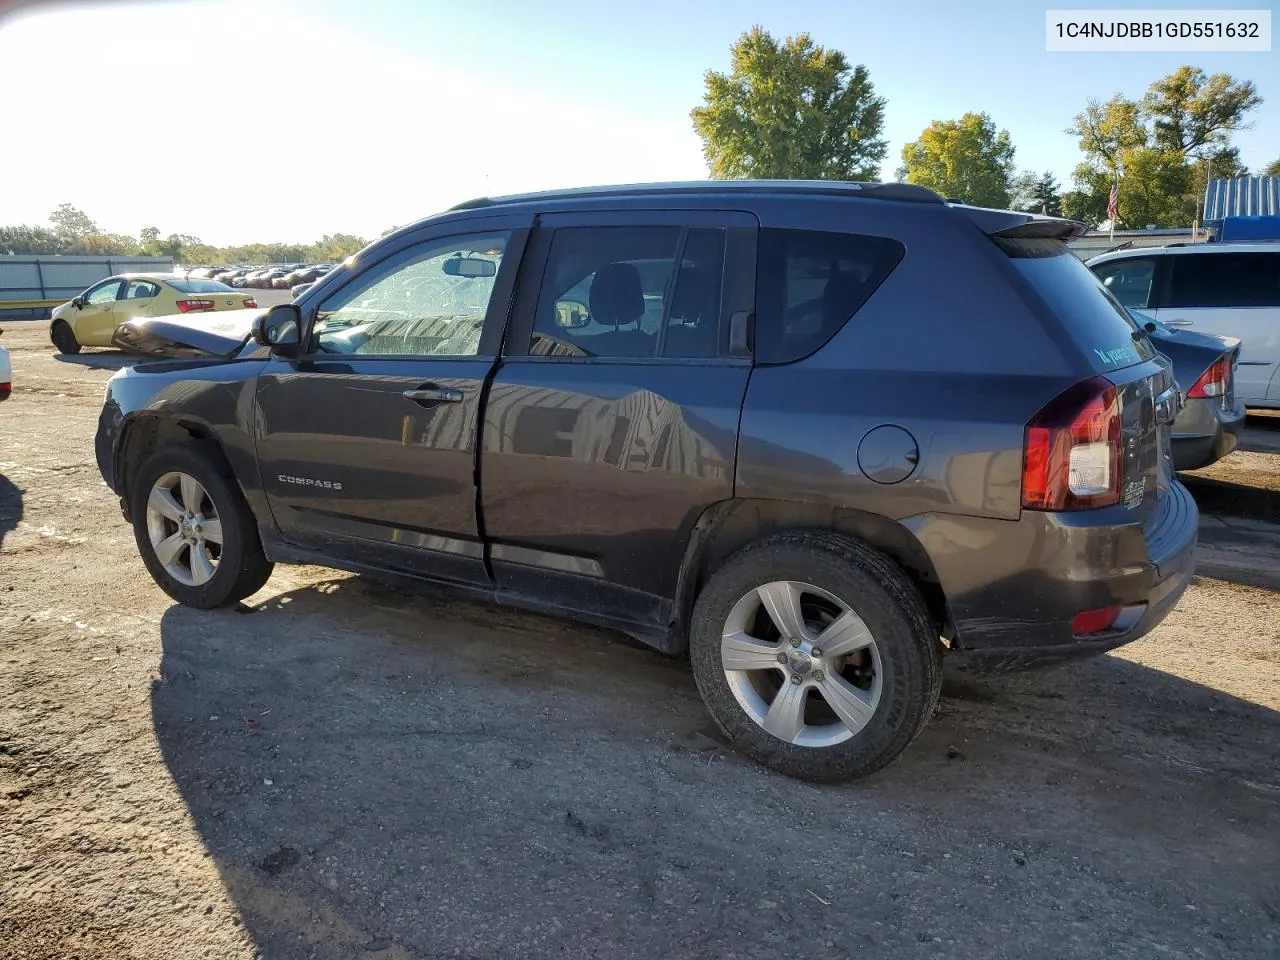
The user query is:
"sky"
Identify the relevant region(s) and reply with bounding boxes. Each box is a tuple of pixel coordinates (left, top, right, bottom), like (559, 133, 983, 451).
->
(0, 0, 1275, 246)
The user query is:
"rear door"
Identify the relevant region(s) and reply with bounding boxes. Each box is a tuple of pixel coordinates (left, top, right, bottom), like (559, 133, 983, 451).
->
(254, 216, 529, 585)
(116, 279, 162, 324)
(1153, 250, 1280, 404)
(480, 209, 756, 632)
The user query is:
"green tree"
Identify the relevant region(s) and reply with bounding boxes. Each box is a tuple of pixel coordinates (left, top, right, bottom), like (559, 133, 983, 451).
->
(1143, 66, 1261, 159)
(80, 233, 140, 255)
(691, 27, 887, 181)
(897, 112, 1015, 207)
(48, 203, 97, 245)
(1263, 158, 1280, 177)
(1065, 68, 1262, 228)
(0, 225, 62, 255)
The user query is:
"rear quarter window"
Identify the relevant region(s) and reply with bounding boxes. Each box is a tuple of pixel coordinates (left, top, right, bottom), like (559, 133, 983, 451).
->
(755, 228, 904, 365)
(998, 238, 1154, 372)
(1165, 251, 1280, 308)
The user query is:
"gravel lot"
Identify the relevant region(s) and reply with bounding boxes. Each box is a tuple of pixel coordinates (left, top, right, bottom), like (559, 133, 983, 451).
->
(1, 318, 1278, 960)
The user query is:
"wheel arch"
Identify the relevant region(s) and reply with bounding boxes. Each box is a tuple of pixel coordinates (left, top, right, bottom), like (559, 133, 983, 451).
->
(116, 413, 235, 522)
(669, 499, 952, 653)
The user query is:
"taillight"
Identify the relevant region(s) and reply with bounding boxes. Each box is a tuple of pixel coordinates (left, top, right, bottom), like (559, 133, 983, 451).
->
(1022, 376, 1122, 511)
(175, 298, 216, 313)
(242, 297, 259, 308)
(1187, 354, 1232, 399)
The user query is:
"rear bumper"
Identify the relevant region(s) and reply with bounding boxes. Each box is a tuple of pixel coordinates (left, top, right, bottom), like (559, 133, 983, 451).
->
(907, 481, 1199, 674)
(1171, 399, 1245, 471)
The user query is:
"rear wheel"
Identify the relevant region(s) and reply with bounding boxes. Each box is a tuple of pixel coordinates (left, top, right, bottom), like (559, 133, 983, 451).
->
(130, 444, 273, 608)
(51, 321, 80, 355)
(689, 532, 942, 782)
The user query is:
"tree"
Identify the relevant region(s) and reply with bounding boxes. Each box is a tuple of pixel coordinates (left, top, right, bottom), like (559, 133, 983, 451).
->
(0, 225, 62, 255)
(691, 27, 887, 181)
(897, 112, 1015, 208)
(1064, 68, 1262, 228)
(1264, 158, 1280, 177)
(48, 203, 97, 244)
(1143, 66, 1261, 159)
(1029, 172, 1063, 216)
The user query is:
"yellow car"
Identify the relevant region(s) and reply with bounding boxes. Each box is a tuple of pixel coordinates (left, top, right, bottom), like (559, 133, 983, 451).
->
(49, 274, 258, 355)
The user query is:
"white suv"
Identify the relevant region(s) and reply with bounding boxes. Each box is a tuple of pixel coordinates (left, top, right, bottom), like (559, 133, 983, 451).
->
(1087, 242, 1280, 408)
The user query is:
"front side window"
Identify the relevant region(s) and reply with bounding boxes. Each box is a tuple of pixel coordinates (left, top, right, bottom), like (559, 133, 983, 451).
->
(754, 229, 905, 365)
(1091, 257, 1155, 309)
(312, 232, 509, 358)
(531, 226, 727, 360)
(1166, 252, 1280, 308)
(85, 280, 123, 304)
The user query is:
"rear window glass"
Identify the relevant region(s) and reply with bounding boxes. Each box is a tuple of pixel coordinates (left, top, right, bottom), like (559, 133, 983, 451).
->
(998, 238, 1154, 371)
(168, 277, 234, 293)
(1166, 252, 1280, 308)
(755, 229, 904, 364)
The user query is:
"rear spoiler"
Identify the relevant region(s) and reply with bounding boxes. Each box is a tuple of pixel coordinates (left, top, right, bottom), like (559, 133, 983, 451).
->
(952, 204, 1089, 240)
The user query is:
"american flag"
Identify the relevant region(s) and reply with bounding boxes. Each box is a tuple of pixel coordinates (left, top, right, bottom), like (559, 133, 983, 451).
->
(1106, 180, 1119, 223)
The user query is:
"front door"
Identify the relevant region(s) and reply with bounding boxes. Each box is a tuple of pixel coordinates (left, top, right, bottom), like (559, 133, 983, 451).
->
(254, 219, 528, 585)
(74, 278, 124, 346)
(480, 209, 757, 632)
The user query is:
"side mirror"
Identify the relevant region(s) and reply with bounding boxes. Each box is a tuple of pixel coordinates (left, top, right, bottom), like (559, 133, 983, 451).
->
(252, 303, 302, 353)
(72, 296, 84, 309)
(555, 299, 590, 329)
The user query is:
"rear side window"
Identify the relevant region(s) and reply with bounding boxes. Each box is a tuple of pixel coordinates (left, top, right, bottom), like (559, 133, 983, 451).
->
(531, 226, 727, 360)
(169, 278, 234, 294)
(998, 238, 1154, 371)
(1165, 252, 1280, 308)
(1091, 257, 1155, 309)
(754, 229, 904, 364)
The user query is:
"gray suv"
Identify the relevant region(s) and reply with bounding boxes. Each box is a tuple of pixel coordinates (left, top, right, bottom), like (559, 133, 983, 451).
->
(95, 181, 1198, 781)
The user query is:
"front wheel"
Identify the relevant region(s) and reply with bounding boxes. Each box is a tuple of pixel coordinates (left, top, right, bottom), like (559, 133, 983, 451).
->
(50, 320, 80, 355)
(130, 444, 274, 608)
(689, 532, 942, 782)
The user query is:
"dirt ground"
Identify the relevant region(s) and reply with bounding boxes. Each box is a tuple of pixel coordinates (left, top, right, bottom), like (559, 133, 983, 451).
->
(1, 319, 1278, 960)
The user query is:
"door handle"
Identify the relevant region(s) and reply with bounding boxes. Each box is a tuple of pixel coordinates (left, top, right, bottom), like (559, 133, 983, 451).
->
(1164, 319, 1193, 326)
(402, 385, 463, 404)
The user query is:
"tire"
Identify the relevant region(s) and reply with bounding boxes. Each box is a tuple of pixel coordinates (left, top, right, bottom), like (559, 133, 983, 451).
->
(129, 443, 274, 608)
(51, 320, 80, 355)
(689, 531, 942, 783)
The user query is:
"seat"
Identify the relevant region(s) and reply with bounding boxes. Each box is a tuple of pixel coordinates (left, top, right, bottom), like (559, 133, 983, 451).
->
(587, 262, 653, 358)
(131, 284, 152, 299)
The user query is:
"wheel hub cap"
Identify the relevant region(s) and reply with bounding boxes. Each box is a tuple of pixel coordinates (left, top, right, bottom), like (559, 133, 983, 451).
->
(787, 648, 814, 676)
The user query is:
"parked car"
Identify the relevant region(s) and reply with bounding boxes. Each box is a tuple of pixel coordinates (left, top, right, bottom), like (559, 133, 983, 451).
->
(1087, 241, 1280, 409)
(0, 332, 10, 401)
(49, 275, 259, 354)
(96, 181, 1197, 782)
(1137, 312, 1245, 470)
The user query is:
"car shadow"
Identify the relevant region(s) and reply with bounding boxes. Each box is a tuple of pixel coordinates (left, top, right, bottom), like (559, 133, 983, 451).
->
(1181, 473, 1279, 526)
(152, 573, 1280, 959)
(0, 471, 22, 551)
(52, 351, 138, 371)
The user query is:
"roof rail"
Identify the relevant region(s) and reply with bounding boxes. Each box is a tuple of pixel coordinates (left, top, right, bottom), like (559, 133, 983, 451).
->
(448, 179, 945, 212)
